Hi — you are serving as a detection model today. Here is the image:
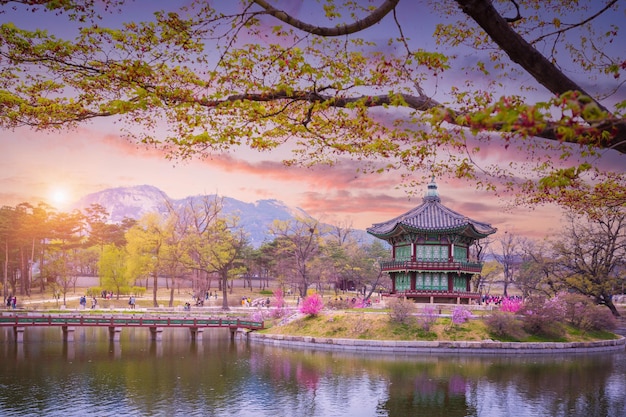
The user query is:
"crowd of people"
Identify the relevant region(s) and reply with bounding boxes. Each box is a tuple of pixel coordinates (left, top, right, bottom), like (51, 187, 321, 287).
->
(481, 294, 523, 306)
(4, 295, 17, 309)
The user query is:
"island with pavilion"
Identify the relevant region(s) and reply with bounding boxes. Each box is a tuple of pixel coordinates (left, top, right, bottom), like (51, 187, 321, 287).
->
(367, 178, 497, 304)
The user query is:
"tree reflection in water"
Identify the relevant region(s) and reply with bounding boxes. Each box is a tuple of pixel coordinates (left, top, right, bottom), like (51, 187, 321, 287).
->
(0, 327, 624, 416)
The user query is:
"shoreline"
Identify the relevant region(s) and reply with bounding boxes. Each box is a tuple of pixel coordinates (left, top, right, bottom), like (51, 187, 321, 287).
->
(249, 332, 626, 354)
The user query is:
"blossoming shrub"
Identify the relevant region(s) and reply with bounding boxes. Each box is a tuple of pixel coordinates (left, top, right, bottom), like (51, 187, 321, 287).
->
(519, 296, 566, 339)
(250, 309, 267, 323)
(451, 306, 472, 325)
(580, 305, 617, 332)
(557, 292, 617, 331)
(387, 297, 415, 324)
(270, 289, 291, 319)
(417, 305, 438, 331)
(273, 289, 286, 308)
(299, 293, 324, 316)
(484, 311, 526, 340)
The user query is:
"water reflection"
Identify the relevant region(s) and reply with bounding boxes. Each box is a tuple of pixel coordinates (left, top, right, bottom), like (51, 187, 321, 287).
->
(0, 327, 624, 416)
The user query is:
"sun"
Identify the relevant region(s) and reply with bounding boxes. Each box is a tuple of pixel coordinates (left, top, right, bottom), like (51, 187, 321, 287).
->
(50, 187, 70, 208)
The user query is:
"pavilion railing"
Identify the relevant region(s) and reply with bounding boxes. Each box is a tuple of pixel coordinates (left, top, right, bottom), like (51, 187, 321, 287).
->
(394, 289, 480, 299)
(378, 259, 483, 273)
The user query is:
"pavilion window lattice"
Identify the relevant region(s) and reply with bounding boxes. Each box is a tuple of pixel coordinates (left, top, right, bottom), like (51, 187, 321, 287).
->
(453, 245, 467, 261)
(415, 272, 447, 291)
(396, 272, 411, 291)
(415, 244, 447, 261)
(453, 276, 466, 291)
(395, 244, 411, 260)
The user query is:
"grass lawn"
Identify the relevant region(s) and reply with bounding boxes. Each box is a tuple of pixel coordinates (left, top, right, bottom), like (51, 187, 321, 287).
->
(262, 310, 620, 343)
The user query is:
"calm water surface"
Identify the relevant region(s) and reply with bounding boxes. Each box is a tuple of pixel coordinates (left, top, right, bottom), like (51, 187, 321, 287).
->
(1, 326, 625, 417)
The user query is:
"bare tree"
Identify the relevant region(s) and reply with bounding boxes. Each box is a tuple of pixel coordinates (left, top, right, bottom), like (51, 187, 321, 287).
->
(491, 231, 523, 296)
(270, 216, 323, 297)
(551, 211, 626, 317)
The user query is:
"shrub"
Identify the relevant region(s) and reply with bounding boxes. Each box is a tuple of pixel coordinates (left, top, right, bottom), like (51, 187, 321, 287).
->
(451, 306, 472, 325)
(556, 292, 617, 332)
(417, 305, 438, 331)
(299, 293, 324, 316)
(519, 296, 565, 339)
(579, 305, 617, 332)
(131, 286, 146, 296)
(484, 311, 527, 340)
(270, 290, 292, 319)
(250, 310, 268, 323)
(273, 289, 286, 308)
(387, 297, 415, 324)
(86, 287, 101, 297)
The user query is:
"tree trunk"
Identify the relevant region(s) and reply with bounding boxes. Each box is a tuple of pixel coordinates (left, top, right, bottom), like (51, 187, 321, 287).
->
(3, 240, 7, 300)
(221, 271, 229, 310)
(152, 271, 158, 307)
(601, 296, 621, 318)
(19, 248, 26, 295)
(169, 286, 174, 308)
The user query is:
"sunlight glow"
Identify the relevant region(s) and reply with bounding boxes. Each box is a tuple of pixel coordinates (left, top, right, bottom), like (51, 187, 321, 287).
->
(50, 187, 69, 208)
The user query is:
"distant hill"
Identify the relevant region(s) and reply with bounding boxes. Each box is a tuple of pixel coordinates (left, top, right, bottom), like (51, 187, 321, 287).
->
(71, 185, 373, 247)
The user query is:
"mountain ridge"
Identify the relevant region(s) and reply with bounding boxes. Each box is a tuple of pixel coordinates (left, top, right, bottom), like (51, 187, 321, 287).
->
(71, 185, 372, 247)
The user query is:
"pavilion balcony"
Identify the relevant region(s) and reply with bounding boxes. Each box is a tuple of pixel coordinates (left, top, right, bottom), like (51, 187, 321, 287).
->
(390, 289, 481, 302)
(379, 259, 483, 274)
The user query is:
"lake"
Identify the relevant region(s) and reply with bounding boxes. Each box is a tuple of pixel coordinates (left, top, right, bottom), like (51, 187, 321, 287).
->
(1, 326, 625, 416)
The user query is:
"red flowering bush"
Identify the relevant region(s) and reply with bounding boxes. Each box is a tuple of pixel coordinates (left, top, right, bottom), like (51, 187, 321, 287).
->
(273, 289, 286, 307)
(299, 293, 324, 316)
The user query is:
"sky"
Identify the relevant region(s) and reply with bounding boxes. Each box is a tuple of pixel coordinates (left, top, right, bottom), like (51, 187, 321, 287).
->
(1, 1, 624, 241)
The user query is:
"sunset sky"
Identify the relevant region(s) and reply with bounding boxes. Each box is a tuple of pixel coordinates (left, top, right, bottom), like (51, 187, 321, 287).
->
(1, 1, 624, 241)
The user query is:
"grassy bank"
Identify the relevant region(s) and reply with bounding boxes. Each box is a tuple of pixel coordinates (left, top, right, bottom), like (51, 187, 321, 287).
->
(261, 311, 620, 343)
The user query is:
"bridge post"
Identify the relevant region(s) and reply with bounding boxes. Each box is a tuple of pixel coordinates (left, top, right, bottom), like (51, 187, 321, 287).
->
(230, 327, 236, 341)
(13, 326, 25, 343)
(109, 326, 122, 342)
(189, 327, 203, 342)
(149, 326, 163, 341)
(62, 326, 76, 342)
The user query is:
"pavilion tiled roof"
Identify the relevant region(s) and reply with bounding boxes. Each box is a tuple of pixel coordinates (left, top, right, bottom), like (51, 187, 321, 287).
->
(366, 179, 497, 239)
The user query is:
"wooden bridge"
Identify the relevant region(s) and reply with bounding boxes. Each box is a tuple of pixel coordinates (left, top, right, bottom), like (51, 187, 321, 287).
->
(0, 314, 264, 343)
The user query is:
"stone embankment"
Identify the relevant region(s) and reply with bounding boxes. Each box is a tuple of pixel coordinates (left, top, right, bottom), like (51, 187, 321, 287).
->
(249, 333, 625, 354)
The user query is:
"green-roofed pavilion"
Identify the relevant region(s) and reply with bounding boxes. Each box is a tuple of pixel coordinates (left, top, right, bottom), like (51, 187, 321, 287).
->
(367, 178, 497, 304)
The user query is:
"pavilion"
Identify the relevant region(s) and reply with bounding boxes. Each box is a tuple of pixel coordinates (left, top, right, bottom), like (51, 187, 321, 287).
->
(367, 178, 497, 304)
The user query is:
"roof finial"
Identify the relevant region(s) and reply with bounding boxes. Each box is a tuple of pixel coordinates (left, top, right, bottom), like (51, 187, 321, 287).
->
(423, 175, 441, 202)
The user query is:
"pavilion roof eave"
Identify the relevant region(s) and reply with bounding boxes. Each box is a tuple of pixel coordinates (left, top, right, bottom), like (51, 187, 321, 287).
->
(367, 223, 493, 241)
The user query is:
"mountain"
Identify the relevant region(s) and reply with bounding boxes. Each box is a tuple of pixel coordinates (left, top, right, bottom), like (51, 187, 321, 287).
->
(71, 185, 372, 247)
(72, 185, 171, 221)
